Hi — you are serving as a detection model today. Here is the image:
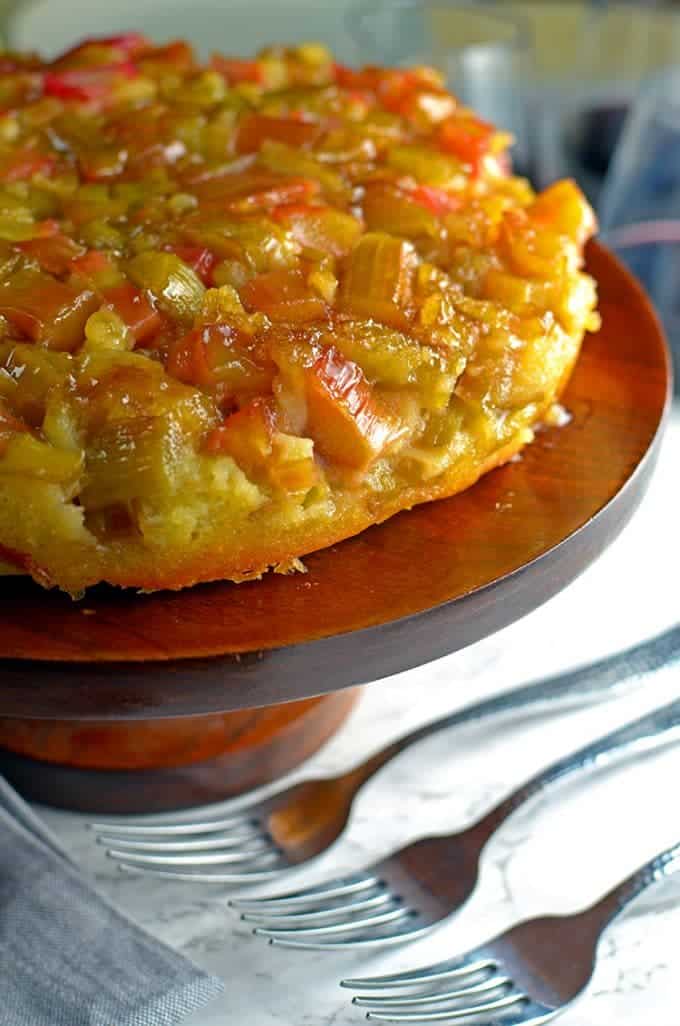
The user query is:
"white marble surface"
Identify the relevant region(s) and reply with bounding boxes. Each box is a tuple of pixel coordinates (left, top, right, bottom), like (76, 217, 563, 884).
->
(43, 409, 680, 1026)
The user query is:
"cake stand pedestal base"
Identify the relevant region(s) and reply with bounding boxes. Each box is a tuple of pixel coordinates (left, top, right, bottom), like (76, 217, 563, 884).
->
(0, 688, 360, 813)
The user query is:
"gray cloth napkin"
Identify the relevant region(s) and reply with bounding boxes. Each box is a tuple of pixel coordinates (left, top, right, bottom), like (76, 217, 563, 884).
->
(0, 777, 223, 1026)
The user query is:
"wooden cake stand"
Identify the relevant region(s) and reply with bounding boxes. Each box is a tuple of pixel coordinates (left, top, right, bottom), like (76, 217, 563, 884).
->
(0, 243, 671, 812)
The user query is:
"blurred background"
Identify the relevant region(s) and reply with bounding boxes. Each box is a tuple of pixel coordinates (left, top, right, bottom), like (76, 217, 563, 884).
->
(0, 0, 678, 382)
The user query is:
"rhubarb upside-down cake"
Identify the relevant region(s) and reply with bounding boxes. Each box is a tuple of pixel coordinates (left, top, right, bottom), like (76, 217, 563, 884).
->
(0, 36, 599, 595)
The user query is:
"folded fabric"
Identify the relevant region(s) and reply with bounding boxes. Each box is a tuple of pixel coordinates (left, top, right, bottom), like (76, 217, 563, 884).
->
(0, 778, 223, 1026)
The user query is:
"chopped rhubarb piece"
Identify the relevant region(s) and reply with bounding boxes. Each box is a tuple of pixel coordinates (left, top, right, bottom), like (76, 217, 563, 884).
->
(18, 233, 85, 274)
(167, 322, 274, 397)
(529, 179, 597, 245)
(43, 62, 139, 103)
(0, 271, 99, 351)
(102, 282, 162, 344)
(71, 250, 114, 278)
(130, 39, 194, 71)
(333, 65, 437, 118)
(271, 203, 362, 256)
(304, 346, 400, 469)
(33, 219, 61, 238)
(165, 322, 236, 385)
(409, 184, 462, 217)
(0, 148, 55, 182)
(78, 145, 128, 182)
(362, 183, 439, 239)
(437, 116, 495, 176)
(338, 232, 415, 330)
(228, 177, 320, 214)
(210, 55, 265, 85)
(54, 33, 150, 64)
(378, 70, 423, 116)
(126, 251, 205, 324)
(240, 269, 328, 323)
(332, 64, 381, 92)
(166, 326, 215, 387)
(207, 400, 316, 493)
(171, 246, 217, 286)
(236, 113, 321, 155)
(204, 398, 275, 471)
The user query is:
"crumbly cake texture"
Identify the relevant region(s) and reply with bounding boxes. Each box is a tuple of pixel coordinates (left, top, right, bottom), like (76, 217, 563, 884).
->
(0, 36, 599, 595)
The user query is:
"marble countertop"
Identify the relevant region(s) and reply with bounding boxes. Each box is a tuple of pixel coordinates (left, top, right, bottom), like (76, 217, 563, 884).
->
(44, 409, 680, 1026)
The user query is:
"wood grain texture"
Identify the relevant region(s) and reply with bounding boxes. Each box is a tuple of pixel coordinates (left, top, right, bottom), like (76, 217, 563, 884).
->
(0, 690, 360, 769)
(0, 689, 360, 812)
(0, 242, 671, 719)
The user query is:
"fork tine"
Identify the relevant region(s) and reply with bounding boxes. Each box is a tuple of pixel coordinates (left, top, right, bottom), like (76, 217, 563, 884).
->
(252, 911, 410, 939)
(364, 991, 525, 1022)
(98, 829, 268, 853)
(341, 957, 497, 990)
(230, 873, 379, 911)
(106, 842, 274, 867)
(352, 974, 511, 1008)
(241, 891, 395, 925)
(268, 919, 432, 950)
(89, 814, 255, 836)
(113, 855, 288, 883)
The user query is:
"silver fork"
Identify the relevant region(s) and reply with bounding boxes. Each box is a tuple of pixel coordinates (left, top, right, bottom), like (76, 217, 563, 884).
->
(340, 841, 680, 1023)
(91, 626, 680, 885)
(231, 696, 680, 948)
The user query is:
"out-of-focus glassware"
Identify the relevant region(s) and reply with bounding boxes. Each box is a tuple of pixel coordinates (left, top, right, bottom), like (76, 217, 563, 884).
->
(0, 0, 363, 64)
(349, 1, 533, 176)
(0, 1, 18, 46)
(599, 67, 680, 392)
(532, 1, 680, 203)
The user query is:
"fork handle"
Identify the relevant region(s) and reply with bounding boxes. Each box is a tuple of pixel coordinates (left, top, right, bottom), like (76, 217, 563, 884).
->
(570, 841, 680, 943)
(336, 624, 680, 796)
(475, 694, 680, 846)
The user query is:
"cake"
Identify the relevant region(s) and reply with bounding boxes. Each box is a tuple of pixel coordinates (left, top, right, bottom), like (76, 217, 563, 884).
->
(0, 35, 599, 595)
